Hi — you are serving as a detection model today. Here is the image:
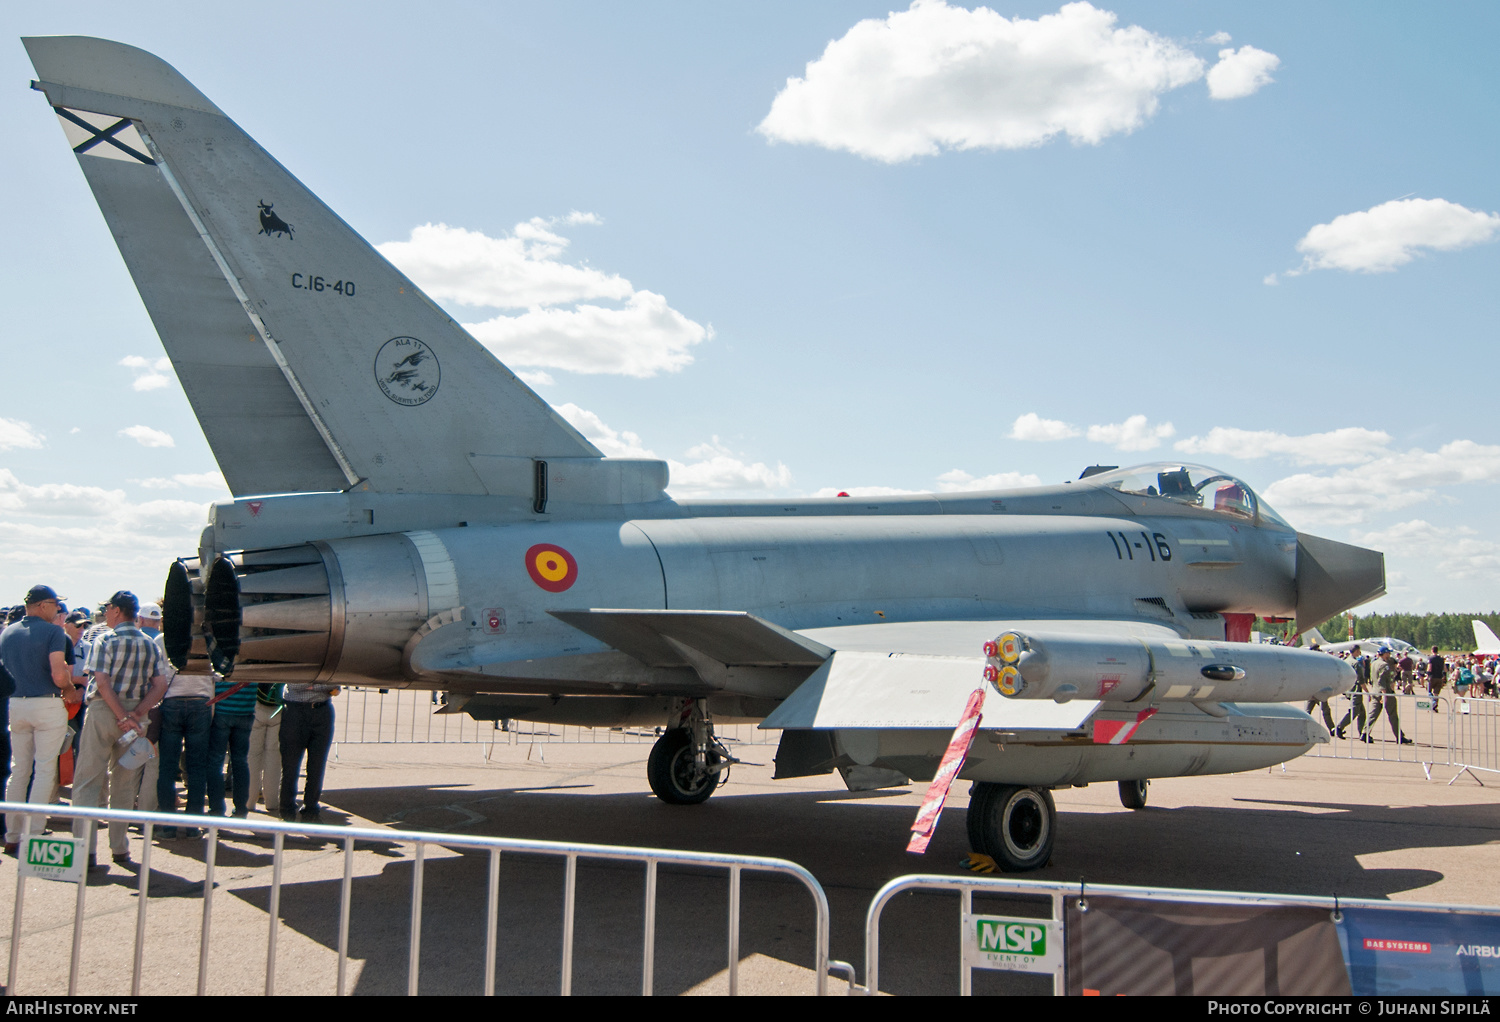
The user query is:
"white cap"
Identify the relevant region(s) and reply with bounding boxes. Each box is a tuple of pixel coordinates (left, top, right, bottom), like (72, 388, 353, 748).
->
(117, 733, 155, 770)
(139, 602, 162, 620)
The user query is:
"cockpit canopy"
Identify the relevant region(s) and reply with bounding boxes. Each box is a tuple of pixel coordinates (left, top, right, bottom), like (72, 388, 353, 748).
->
(1077, 463, 1292, 528)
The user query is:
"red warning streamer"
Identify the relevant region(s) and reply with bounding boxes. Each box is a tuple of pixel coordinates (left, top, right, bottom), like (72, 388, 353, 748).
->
(906, 687, 986, 854)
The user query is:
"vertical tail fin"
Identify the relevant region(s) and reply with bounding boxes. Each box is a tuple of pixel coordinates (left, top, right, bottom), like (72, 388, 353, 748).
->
(1474, 621, 1500, 655)
(26, 36, 605, 498)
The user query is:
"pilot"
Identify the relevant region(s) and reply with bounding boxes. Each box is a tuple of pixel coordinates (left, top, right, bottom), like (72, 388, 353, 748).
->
(1213, 482, 1251, 518)
(1364, 646, 1412, 745)
(1332, 651, 1367, 741)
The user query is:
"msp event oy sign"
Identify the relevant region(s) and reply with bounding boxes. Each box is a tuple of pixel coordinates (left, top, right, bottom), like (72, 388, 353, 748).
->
(964, 914, 1063, 975)
(21, 834, 85, 883)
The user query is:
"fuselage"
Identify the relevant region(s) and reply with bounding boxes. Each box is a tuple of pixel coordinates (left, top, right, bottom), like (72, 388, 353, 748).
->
(205, 467, 1303, 695)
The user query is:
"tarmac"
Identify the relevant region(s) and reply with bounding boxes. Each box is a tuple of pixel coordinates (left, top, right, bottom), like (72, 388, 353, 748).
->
(1, 732, 1497, 996)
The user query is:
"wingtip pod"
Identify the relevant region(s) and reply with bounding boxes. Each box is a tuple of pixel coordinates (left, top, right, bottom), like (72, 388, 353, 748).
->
(24, 36, 222, 116)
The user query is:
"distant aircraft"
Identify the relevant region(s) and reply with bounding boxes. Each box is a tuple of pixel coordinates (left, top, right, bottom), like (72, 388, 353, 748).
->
(1301, 628, 1415, 657)
(26, 37, 1382, 870)
(1474, 622, 1500, 655)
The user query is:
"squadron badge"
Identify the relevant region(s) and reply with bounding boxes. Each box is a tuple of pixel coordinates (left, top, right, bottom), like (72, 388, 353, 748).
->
(374, 336, 440, 406)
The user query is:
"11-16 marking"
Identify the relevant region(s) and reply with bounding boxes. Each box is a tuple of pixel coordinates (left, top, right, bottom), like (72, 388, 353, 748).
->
(1110, 531, 1172, 562)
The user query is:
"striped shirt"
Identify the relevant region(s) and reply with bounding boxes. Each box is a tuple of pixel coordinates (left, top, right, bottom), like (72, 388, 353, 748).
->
(85, 623, 166, 702)
(79, 624, 111, 701)
(213, 677, 257, 715)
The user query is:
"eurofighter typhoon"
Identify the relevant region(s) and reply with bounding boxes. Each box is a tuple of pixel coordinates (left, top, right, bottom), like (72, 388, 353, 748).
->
(26, 37, 1386, 869)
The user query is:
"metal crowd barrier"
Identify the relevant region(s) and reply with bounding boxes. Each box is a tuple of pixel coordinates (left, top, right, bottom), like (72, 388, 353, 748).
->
(1, 802, 834, 996)
(1306, 692, 1500, 782)
(1449, 695, 1500, 784)
(859, 874, 1500, 996)
(332, 687, 777, 747)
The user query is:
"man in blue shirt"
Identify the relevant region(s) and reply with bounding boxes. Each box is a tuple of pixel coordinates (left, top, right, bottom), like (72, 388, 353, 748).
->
(0, 586, 82, 852)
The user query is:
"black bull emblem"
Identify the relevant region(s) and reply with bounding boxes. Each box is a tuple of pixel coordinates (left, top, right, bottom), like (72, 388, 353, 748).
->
(258, 200, 294, 239)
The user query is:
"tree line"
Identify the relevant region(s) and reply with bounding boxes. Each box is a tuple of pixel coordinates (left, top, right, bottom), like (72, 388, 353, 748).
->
(1253, 612, 1500, 651)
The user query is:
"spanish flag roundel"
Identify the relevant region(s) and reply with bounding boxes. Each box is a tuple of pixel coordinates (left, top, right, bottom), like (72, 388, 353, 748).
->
(525, 543, 578, 593)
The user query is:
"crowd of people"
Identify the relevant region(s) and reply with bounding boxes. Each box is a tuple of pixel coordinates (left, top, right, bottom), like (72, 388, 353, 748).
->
(0, 584, 339, 871)
(1305, 642, 1498, 745)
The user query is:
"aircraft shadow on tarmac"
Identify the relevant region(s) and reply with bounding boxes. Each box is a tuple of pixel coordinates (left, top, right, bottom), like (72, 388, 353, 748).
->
(216, 783, 1495, 995)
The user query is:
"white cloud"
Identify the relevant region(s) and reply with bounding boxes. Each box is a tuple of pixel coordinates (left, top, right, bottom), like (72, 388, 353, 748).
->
(937, 469, 1043, 491)
(119, 425, 175, 448)
(553, 403, 654, 459)
(553, 405, 791, 498)
(1175, 426, 1392, 466)
(757, 1, 1234, 163)
(670, 439, 794, 497)
(0, 469, 213, 606)
(515, 370, 555, 388)
(465, 291, 709, 378)
(1087, 415, 1175, 451)
(380, 219, 710, 377)
(1290, 198, 1500, 275)
(1206, 31, 1232, 45)
(1353, 520, 1500, 581)
(1205, 45, 1280, 100)
(0, 418, 45, 451)
(0, 469, 125, 518)
(378, 220, 630, 309)
(1009, 413, 1079, 442)
(1262, 440, 1500, 527)
(137, 471, 229, 491)
(120, 355, 172, 392)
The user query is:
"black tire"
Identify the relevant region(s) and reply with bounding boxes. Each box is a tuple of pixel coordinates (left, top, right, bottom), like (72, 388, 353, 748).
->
(974, 785, 1055, 871)
(647, 728, 720, 805)
(1119, 778, 1149, 810)
(966, 781, 997, 852)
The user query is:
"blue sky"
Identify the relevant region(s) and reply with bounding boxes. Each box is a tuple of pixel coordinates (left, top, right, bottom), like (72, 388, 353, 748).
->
(3, 1, 1497, 615)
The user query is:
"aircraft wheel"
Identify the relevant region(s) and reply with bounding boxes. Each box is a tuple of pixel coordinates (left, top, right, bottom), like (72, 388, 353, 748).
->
(647, 727, 720, 805)
(966, 781, 998, 852)
(1119, 779, 1149, 810)
(975, 785, 1055, 871)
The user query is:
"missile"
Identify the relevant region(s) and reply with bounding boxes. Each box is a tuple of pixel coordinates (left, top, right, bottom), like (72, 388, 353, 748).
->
(982, 630, 1354, 705)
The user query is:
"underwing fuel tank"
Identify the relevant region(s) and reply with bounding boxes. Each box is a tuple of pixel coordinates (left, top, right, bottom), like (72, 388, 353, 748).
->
(983, 630, 1354, 704)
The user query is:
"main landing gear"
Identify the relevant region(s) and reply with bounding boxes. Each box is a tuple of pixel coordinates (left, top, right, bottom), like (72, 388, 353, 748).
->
(1118, 778, 1150, 809)
(966, 782, 1056, 872)
(647, 699, 738, 805)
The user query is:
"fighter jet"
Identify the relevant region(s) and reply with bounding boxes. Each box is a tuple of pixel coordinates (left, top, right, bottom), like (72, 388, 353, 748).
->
(26, 37, 1386, 870)
(1300, 628, 1416, 657)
